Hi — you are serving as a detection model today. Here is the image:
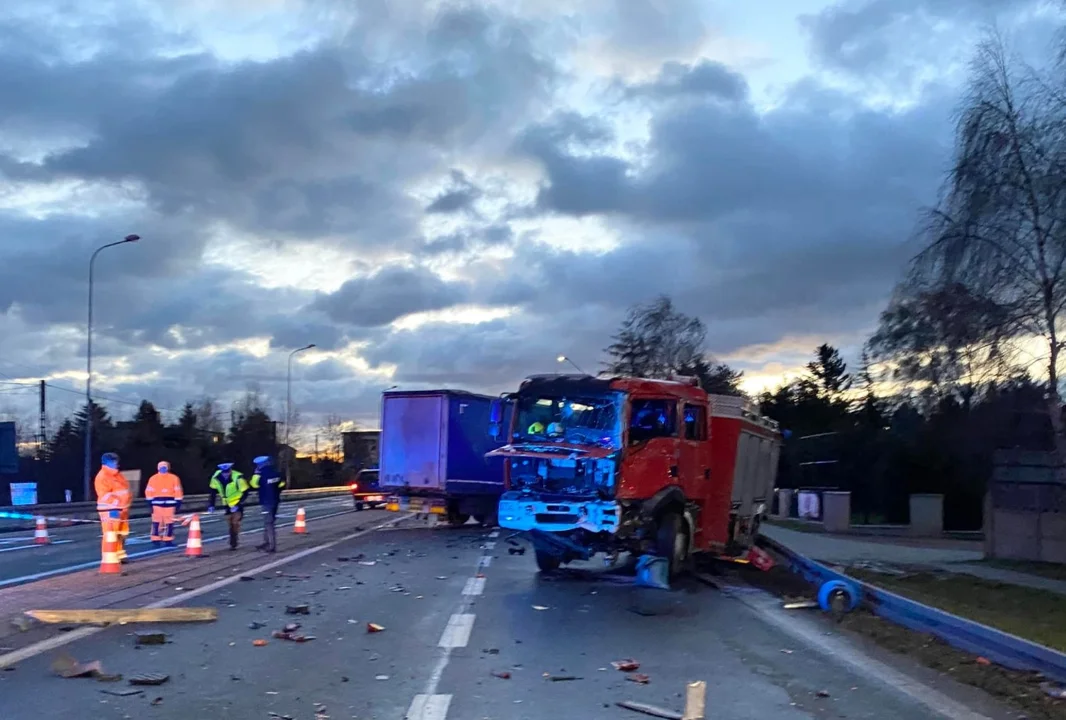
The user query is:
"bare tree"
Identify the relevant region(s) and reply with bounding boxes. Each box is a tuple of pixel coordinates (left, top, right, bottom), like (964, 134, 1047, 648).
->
(318, 414, 345, 462)
(906, 34, 1066, 451)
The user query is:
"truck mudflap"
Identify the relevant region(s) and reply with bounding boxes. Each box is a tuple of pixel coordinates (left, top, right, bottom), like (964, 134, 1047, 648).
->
(497, 492, 619, 534)
(385, 495, 447, 515)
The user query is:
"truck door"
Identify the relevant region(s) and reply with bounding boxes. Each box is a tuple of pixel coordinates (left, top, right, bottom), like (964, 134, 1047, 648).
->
(680, 402, 708, 499)
(621, 397, 679, 498)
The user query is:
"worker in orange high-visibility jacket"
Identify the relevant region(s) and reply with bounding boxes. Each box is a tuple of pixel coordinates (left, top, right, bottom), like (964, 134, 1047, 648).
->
(95, 452, 131, 563)
(145, 461, 184, 548)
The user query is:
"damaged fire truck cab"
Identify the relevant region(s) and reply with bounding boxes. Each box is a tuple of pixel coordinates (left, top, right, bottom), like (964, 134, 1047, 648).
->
(489, 374, 780, 577)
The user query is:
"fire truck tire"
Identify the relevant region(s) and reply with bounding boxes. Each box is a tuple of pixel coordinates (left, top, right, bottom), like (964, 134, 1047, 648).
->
(535, 550, 561, 573)
(656, 511, 688, 579)
(447, 508, 470, 527)
(474, 512, 498, 528)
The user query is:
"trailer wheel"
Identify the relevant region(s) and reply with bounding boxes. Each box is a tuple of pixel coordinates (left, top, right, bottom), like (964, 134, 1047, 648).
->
(447, 508, 470, 527)
(655, 511, 688, 579)
(354, 501, 365, 512)
(473, 512, 498, 528)
(535, 550, 561, 573)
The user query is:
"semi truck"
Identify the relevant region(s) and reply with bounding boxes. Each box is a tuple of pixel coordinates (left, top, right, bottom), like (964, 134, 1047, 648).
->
(488, 374, 780, 577)
(381, 389, 512, 526)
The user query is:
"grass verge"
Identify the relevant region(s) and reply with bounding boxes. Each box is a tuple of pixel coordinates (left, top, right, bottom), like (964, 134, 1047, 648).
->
(978, 558, 1066, 584)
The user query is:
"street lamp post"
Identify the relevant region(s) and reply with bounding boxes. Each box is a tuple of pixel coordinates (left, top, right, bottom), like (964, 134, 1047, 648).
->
(83, 234, 140, 502)
(285, 344, 316, 487)
(556, 355, 586, 374)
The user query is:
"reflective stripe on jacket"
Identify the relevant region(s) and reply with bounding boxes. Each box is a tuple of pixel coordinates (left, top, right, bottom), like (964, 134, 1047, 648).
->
(145, 472, 185, 507)
(209, 471, 249, 508)
(251, 462, 285, 507)
(95, 466, 130, 511)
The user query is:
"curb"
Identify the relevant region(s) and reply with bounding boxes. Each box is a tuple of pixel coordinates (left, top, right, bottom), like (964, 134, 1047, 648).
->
(759, 534, 1066, 684)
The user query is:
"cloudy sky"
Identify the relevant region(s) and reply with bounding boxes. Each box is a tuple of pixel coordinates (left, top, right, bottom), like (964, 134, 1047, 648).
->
(0, 0, 1060, 436)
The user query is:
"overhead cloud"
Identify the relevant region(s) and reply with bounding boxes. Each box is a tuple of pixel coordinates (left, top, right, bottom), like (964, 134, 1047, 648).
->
(0, 0, 1056, 434)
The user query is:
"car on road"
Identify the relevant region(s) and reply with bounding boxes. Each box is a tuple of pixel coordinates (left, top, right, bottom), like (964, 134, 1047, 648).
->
(350, 469, 385, 511)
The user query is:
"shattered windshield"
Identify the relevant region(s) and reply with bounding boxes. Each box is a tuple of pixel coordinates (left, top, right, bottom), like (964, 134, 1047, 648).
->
(513, 393, 622, 448)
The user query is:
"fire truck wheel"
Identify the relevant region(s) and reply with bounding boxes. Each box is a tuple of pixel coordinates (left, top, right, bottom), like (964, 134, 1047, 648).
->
(535, 550, 561, 573)
(474, 513, 498, 528)
(656, 511, 688, 578)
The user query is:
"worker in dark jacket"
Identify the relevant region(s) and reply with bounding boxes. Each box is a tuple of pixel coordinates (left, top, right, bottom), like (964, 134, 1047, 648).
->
(250, 455, 284, 553)
(207, 462, 249, 550)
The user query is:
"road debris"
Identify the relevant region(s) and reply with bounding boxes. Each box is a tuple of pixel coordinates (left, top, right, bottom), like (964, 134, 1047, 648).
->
(544, 674, 581, 682)
(375, 674, 390, 681)
(283, 622, 301, 632)
(129, 673, 170, 686)
(100, 688, 143, 697)
(1041, 681, 1066, 699)
(508, 546, 526, 555)
(627, 673, 650, 684)
(272, 629, 315, 643)
(151, 697, 164, 706)
(248, 621, 267, 630)
(269, 713, 294, 720)
(616, 700, 683, 719)
(285, 604, 311, 615)
(253, 639, 268, 647)
(532, 605, 549, 611)
(782, 599, 819, 610)
(51, 653, 122, 682)
(815, 689, 830, 698)
(10, 617, 34, 632)
(612, 659, 641, 672)
(367, 622, 385, 633)
(134, 632, 167, 646)
(975, 656, 991, 666)
(357, 561, 377, 566)
(29, 608, 217, 625)
(491, 670, 512, 679)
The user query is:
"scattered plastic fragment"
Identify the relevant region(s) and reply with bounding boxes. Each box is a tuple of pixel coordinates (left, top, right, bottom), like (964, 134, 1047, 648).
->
(616, 701, 681, 719)
(367, 623, 385, 633)
(816, 689, 830, 698)
(253, 639, 268, 647)
(375, 674, 389, 681)
(627, 673, 650, 684)
(492, 670, 511, 679)
(975, 657, 991, 666)
(272, 630, 315, 643)
(51, 653, 122, 682)
(612, 660, 640, 672)
(285, 604, 310, 615)
(151, 697, 164, 706)
(283, 622, 301, 633)
(782, 600, 819, 610)
(532, 605, 549, 611)
(543, 674, 581, 681)
(128, 673, 170, 686)
(249, 621, 266, 630)
(100, 688, 143, 697)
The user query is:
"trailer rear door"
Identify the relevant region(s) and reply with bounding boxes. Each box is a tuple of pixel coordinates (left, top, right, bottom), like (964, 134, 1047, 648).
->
(380, 393, 446, 491)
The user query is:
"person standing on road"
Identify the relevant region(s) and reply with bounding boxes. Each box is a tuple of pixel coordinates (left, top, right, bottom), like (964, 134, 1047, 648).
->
(250, 455, 284, 553)
(94, 452, 131, 563)
(207, 462, 250, 550)
(145, 461, 184, 548)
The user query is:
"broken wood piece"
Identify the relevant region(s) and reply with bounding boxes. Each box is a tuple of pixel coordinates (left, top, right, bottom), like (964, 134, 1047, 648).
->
(28, 608, 217, 626)
(683, 680, 706, 720)
(616, 701, 683, 720)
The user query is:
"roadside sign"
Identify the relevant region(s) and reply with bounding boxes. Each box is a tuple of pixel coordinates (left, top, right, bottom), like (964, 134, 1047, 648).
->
(9, 482, 38, 506)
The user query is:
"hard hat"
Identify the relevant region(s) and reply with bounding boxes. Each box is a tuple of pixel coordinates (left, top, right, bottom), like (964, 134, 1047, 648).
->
(157, 461, 170, 473)
(218, 462, 234, 471)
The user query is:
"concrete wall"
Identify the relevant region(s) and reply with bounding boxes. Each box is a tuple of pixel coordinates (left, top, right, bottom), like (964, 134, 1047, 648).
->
(909, 494, 943, 536)
(986, 493, 1066, 563)
(822, 491, 851, 533)
(775, 489, 793, 519)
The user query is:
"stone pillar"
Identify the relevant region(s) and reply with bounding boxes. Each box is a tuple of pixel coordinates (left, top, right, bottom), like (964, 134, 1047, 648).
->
(822, 491, 851, 533)
(775, 489, 793, 519)
(909, 494, 944, 537)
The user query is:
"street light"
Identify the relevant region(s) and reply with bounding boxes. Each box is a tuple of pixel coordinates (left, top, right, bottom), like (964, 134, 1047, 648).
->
(83, 234, 140, 502)
(286, 343, 316, 487)
(557, 355, 586, 374)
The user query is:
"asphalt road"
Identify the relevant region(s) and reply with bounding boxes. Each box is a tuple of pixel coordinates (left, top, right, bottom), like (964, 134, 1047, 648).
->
(0, 494, 357, 587)
(0, 517, 1017, 720)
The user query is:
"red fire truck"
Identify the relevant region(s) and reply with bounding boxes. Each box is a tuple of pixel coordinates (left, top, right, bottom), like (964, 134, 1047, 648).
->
(489, 374, 780, 578)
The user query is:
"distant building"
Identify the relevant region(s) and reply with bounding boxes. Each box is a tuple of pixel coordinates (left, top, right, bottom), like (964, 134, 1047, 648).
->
(342, 430, 380, 472)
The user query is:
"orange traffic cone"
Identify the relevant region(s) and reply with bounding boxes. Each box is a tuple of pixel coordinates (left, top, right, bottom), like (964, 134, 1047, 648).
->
(293, 507, 307, 534)
(34, 516, 49, 545)
(99, 523, 121, 574)
(185, 514, 203, 557)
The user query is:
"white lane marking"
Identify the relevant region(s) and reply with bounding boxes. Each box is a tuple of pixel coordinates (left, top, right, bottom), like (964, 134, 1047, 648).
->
(488, 530, 499, 539)
(726, 584, 993, 720)
(462, 577, 485, 596)
(0, 540, 74, 554)
(0, 536, 35, 544)
(438, 613, 475, 648)
(478, 556, 492, 568)
(0, 514, 408, 670)
(0, 508, 362, 589)
(406, 694, 452, 720)
(482, 541, 496, 550)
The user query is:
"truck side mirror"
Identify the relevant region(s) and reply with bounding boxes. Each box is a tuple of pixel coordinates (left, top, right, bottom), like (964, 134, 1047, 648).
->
(489, 422, 501, 440)
(490, 398, 502, 424)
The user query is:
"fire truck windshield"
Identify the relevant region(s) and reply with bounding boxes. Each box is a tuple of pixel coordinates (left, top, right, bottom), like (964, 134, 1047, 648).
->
(513, 393, 622, 448)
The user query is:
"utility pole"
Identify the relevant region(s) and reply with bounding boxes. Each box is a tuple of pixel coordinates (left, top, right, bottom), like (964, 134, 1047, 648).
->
(37, 380, 46, 461)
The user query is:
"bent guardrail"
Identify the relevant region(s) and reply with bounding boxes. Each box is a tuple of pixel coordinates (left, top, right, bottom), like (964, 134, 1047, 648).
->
(759, 534, 1066, 684)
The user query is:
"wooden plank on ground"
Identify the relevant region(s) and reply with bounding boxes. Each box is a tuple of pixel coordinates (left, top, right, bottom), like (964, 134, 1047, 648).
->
(26, 607, 217, 625)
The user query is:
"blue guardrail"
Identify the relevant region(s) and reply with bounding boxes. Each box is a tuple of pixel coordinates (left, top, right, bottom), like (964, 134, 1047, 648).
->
(759, 535, 1066, 684)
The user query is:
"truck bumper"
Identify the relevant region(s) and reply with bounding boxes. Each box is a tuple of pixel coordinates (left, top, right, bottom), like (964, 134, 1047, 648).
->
(497, 492, 620, 534)
(385, 495, 446, 515)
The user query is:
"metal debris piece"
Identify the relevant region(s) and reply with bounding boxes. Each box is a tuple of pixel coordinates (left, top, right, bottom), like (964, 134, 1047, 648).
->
(269, 713, 294, 720)
(532, 605, 549, 611)
(357, 561, 377, 566)
(283, 623, 302, 633)
(151, 697, 164, 706)
(627, 673, 650, 684)
(815, 689, 830, 698)
(612, 660, 640, 672)
(366, 623, 385, 633)
(51, 653, 121, 682)
(135, 632, 167, 646)
(616, 701, 682, 720)
(248, 621, 267, 630)
(492, 670, 511, 679)
(545, 675, 581, 682)
(128, 673, 170, 686)
(375, 674, 389, 681)
(285, 604, 310, 615)
(272, 630, 315, 643)
(782, 600, 819, 610)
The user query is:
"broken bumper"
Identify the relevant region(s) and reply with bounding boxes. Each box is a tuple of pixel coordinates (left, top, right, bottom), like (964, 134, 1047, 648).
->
(497, 492, 620, 534)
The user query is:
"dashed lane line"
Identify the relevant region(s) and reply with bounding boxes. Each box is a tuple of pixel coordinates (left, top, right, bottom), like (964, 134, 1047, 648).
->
(438, 613, 476, 648)
(406, 694, 452, 720)
(0, 540, 73, 554)
(0, 514, 409, 670)
(478, 555, 492, 568)
(462, 577, 485, 596)
(482, 541, 496, 550)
